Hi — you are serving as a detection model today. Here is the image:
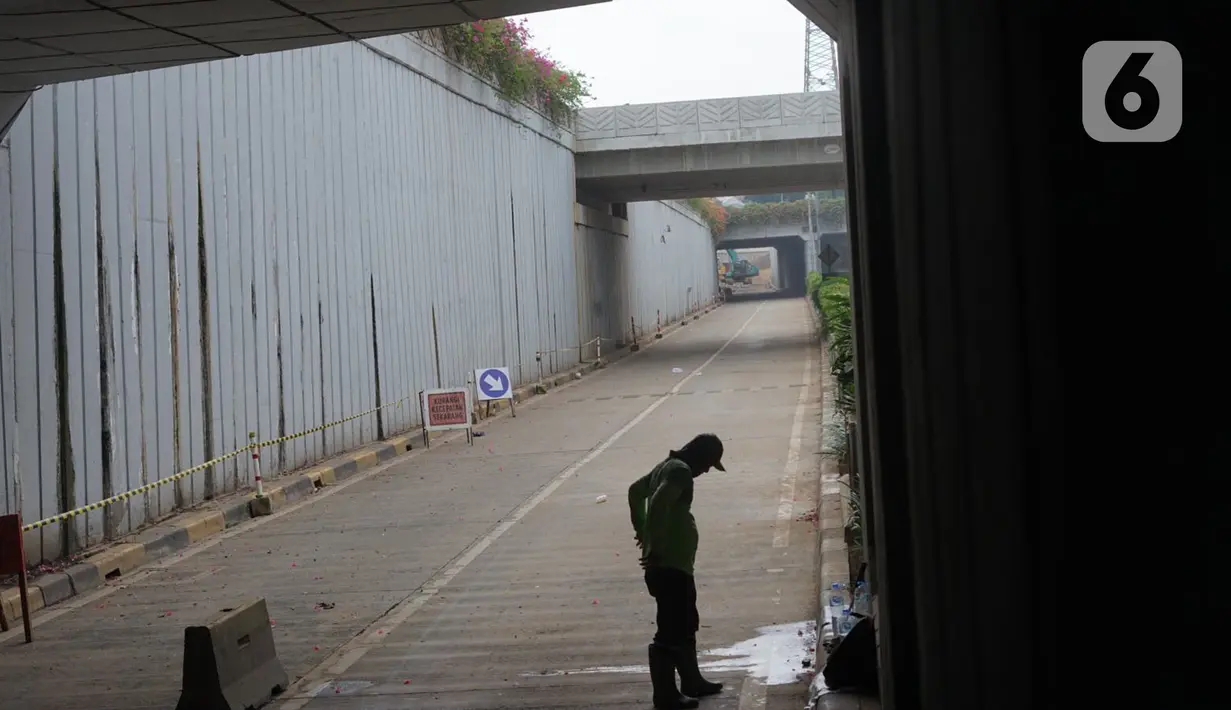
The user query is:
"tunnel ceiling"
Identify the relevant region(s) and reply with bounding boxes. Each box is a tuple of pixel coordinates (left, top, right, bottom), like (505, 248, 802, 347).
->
(0, 0, 609, 136)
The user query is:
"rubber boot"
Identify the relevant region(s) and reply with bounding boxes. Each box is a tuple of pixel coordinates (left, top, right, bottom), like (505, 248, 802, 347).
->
(649, 644, 699, 709)
(676, 639, 723, 698)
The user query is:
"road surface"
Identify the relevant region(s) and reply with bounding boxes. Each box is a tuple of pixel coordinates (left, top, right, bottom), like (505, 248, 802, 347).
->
(0, 299, 826, 710)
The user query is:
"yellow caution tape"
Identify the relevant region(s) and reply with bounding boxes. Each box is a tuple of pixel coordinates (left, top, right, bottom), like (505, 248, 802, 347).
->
(250, 395, 411, 450)
(21, 394, 416, 532)
(21, 446, 250, 532)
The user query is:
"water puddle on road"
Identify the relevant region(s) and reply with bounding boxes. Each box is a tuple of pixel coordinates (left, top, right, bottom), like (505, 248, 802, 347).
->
(523, 620, 817, 686)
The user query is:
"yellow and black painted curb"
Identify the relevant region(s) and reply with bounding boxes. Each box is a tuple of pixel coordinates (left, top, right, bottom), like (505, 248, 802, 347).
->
(1, 302, 723, 628)
(1, 433, 417, 628)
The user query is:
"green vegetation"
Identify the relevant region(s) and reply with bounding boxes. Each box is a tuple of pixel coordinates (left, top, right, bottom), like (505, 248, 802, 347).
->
(807, 272, 862, 540)
(684, 198, 729, 238)
(726, 198, 846, 230)
(808, 273, 855, 418)
(423, 19, 591, 125)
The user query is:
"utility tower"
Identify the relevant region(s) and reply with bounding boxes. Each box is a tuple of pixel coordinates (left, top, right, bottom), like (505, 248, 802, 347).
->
(804, 19, 838, 92)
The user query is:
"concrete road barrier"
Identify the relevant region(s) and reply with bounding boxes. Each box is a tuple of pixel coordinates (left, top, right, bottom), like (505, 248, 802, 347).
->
(176, 598, 289, 710)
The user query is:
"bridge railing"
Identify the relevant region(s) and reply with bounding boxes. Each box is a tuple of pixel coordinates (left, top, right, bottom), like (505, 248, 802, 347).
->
(577, 91, 842, 141)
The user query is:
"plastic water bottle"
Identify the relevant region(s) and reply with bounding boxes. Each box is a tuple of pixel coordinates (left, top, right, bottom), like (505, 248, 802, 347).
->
(827, 582, 847, 632)
(853, 581, 871, 616)
(839, 608, 855, 634)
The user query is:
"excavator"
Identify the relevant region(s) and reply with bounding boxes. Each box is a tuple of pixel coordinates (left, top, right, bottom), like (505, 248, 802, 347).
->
(719, 248, 759, 284)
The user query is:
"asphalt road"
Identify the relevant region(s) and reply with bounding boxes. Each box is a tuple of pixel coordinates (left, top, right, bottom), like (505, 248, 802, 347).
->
(0, 298, 826, 710)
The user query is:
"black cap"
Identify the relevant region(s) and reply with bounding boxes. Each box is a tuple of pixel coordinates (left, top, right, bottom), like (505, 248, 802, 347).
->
(681, 433, 725, 471)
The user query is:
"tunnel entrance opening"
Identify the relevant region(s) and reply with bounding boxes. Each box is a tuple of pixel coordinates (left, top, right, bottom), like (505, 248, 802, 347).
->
(716, 237, 808, 301)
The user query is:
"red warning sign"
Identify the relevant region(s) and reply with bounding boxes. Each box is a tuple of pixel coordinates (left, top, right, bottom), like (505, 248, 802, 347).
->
(0, 513, 32, 640)
(421, 388, 471, 432)
(0, 514, 24, 575)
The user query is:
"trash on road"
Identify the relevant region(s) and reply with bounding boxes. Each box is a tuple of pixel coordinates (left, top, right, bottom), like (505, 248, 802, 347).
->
(672, 368, 684, 373)
(595, 494, 608, 504)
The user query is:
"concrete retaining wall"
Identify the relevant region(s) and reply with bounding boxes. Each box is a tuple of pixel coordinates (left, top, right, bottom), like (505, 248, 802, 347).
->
(0, 33, 711, 563)
(573, 201, 719, 353)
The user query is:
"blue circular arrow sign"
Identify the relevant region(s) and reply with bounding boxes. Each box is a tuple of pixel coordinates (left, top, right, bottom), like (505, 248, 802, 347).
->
(478, 368, 511, 399)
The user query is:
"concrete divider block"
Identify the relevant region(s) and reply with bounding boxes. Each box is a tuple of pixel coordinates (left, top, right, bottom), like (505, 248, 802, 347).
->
(249, 492, 279, 518)
(180, 511, 226, 543)
(250, 474, 320, 517)
(221, 499, 252, 528)
(352, 450, 379, 471)
(282, 476, 316, 502)
(87, 543, 146, 580)
(374, 443, 398, 462)
(65, 563, 101, 595)
(34, 572, 74, 606)
(1, 584, 44, 623)
(136, 525, 191, 562)
(176, 597, 289, 710)
(331, 458, 360, 482)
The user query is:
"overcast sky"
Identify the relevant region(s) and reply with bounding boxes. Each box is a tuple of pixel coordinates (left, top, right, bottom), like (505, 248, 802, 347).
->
(517, 0, 807, 107)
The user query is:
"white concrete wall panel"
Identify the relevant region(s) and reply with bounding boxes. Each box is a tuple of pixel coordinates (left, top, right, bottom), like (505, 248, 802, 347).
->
(573, 201, 719, 352)
(626, 201, 719, 333)
(0, 35, 591, 561)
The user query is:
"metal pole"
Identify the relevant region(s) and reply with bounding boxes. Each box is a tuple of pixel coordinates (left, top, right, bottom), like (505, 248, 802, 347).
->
(17, 553, 31, 642)
(249, 431, 264, 498)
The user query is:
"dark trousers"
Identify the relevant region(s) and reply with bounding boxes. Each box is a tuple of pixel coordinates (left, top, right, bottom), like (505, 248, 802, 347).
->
(644, 566, 699, 648)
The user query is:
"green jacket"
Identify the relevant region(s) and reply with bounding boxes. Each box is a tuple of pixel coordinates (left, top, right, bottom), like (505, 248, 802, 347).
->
(628, 457, 698, 576)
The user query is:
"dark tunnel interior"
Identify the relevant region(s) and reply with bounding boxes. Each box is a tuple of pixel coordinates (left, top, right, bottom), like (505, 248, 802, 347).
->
(716, 236, 809, 301)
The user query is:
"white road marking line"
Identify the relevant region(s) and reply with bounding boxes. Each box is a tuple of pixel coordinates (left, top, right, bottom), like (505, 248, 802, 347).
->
(772, 325, 814, 549)
(276, 303, 766, 708)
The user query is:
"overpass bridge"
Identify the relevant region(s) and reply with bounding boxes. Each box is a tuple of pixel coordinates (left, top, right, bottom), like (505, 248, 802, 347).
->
(574, 91, 845, 203)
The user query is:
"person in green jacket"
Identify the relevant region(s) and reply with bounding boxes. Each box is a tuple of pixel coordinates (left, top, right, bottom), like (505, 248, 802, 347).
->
(628, 433, 727, 709)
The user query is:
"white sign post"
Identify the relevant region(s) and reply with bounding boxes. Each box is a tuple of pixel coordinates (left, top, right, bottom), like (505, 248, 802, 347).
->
(419, 387, 473, 447)
(474, 367, 515, 418)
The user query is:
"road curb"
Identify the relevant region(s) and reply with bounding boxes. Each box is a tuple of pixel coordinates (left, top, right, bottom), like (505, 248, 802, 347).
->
(0, 435, 418, 628)
(807, 299, 854, 703)
(0, 302, 723, 629)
